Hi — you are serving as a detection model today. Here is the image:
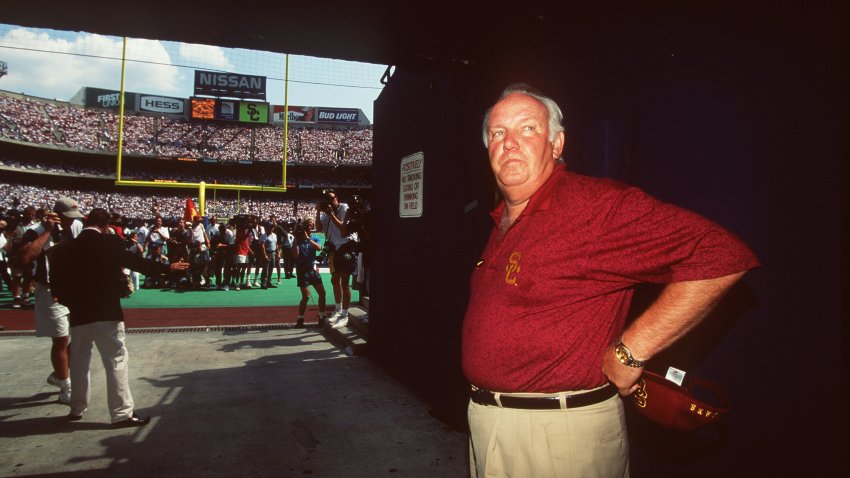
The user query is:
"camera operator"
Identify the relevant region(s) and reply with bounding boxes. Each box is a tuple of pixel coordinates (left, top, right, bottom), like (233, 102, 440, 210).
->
(143, 215, 170, 259)
(15, 198, 84, 405)
(315, 189, 358, 328)
(292, 218, 326, 327)
(345, 195, 371, 306)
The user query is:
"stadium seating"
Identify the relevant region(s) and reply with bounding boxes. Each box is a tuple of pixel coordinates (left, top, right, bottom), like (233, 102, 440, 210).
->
(0, 92, 372, 221)
(0, 92, 372, 165)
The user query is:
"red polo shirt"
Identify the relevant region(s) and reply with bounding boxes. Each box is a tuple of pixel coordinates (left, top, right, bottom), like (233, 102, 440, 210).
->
(462, 164, 759, 393)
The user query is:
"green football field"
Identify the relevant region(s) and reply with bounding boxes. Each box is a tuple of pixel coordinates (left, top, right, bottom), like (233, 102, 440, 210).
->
(0, 271, 359, 309)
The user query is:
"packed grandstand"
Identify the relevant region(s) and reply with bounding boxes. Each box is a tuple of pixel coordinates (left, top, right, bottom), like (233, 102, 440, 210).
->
(0, 90, 372, 224)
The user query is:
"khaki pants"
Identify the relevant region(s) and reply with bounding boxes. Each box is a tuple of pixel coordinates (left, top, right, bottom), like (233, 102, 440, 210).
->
(468, 393, 629, 478)
(69, 321, 135, 423)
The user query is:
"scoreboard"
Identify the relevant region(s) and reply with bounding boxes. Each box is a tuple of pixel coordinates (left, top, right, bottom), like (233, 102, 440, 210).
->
(190, 97, 269, 124)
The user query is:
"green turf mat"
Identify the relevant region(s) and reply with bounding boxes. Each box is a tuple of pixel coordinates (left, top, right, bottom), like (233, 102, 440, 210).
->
(0, 272, 359, 309)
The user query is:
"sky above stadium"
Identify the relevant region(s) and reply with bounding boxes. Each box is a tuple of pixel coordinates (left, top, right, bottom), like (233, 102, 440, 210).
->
(0, 23, 388, 123)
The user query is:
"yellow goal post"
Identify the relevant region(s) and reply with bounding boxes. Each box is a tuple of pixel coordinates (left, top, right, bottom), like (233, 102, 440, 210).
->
(113, 37, 291, 216)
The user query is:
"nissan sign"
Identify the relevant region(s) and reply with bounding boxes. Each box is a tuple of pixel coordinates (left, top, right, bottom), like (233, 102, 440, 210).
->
(138, 95, 185, 114)
(194, 70, 266, 100)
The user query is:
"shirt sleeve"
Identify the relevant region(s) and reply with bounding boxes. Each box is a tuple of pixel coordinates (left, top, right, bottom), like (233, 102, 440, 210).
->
(589, 186, 760, 284)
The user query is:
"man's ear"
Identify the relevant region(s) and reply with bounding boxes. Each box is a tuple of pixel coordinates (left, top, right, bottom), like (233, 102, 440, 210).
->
(551, 130, 565, 159)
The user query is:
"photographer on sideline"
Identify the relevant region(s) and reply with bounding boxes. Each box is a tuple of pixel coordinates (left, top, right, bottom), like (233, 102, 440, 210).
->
(15, 198, 84, 405)
(315, 190, 358, 329)
(292, 218, 326, 327)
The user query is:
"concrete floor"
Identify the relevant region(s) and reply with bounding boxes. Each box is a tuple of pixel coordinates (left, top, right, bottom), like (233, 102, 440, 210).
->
(0, 327, 468, 477)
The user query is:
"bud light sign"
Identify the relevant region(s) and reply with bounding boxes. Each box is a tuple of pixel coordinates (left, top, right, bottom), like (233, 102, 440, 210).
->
(317, 108, 359, 124)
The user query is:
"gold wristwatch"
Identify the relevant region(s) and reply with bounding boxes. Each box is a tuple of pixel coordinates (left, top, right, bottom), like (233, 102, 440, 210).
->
(614, 336, 645, 368)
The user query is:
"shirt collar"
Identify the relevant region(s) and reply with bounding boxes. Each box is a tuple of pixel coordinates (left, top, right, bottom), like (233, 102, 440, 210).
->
(489, 162, 567, 225)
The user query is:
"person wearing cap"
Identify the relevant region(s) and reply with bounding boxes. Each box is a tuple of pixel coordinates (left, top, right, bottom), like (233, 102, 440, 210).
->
(49, 208, 190, 427)
(8, 205, 38, 309)
(15, 197, 84, 405)
(463, 84, 760, 476)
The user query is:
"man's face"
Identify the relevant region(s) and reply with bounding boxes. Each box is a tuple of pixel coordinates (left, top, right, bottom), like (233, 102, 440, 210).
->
(60, 215, 76, 229)
(326, 193, 339, 208)
(486, 93, 564, 200)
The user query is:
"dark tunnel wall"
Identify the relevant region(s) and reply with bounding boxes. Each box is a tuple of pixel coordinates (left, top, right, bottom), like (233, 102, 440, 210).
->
(370, 68, 494, 425)
(369, 4, 844, 476)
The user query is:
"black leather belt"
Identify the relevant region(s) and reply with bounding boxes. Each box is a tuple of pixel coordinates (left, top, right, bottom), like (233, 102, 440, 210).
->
(470, 383, 616, 410)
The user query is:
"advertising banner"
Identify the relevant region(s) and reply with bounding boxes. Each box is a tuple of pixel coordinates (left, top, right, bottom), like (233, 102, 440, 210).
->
(217, 100, 239, 122)
(194, 70, 266, 100)
(317, 108, 360, 124)
(190, 97, 216, 120)
(85, 87, 137, 110)
(137, 94, 185, 115)
(271, 105, 317, 124)
(239, 102, 269, 124)
(190, 98, 268, 124)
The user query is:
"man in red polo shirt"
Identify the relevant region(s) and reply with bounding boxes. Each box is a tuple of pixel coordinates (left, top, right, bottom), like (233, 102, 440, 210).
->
(462, 84, 759, 477)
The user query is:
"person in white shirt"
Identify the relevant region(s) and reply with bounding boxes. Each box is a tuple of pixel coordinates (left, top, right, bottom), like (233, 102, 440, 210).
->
(135, 221, 149, 250)
(261, 227, 278, 288)
(190, 216, 211, 287)
(315, 190, 359, 329)
(144, 215, 170, 258)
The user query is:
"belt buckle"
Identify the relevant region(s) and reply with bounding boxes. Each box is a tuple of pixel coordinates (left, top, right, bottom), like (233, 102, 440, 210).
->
(470, 385, 497, 406)
(470, 386, 489, 403)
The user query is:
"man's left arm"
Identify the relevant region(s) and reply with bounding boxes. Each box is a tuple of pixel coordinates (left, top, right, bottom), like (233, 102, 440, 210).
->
(602, 271, 746, 395)
(17, 214, 61, 264)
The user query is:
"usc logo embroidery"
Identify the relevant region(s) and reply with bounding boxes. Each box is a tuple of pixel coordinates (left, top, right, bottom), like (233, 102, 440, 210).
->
(504, 252, 522, 285)
(634, 378, 648, 408)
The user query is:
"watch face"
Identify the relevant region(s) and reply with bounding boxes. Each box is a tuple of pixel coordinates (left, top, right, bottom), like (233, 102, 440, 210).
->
(615, 345, 631, 365)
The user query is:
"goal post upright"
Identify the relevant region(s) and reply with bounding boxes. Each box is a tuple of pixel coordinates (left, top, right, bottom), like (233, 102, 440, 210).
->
(115, 36, 127, 183)
(282, 53, 289, 190)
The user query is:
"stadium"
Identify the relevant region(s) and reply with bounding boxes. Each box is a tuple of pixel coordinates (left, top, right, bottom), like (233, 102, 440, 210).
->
(0, 89, 373, 223)
(0, 53, 377, 330)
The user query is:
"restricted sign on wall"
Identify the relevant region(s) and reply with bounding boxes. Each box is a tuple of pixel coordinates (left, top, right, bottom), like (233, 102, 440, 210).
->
(399, 152, 424, 218)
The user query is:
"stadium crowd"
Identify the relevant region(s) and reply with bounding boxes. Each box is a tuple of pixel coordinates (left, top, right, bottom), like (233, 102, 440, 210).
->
(0, 182, 323, 223)
(0, 192, 371, 312)
(0, 155, 371, 188)
(0, 92, 373, 312)
(0, 93, 373, 165)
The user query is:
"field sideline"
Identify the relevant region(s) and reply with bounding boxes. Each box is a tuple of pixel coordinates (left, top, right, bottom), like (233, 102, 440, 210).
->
(0, 270, 360, 332)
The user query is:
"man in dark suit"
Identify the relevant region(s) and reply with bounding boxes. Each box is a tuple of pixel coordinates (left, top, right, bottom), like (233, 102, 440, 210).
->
(51, 208, 189, 427)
